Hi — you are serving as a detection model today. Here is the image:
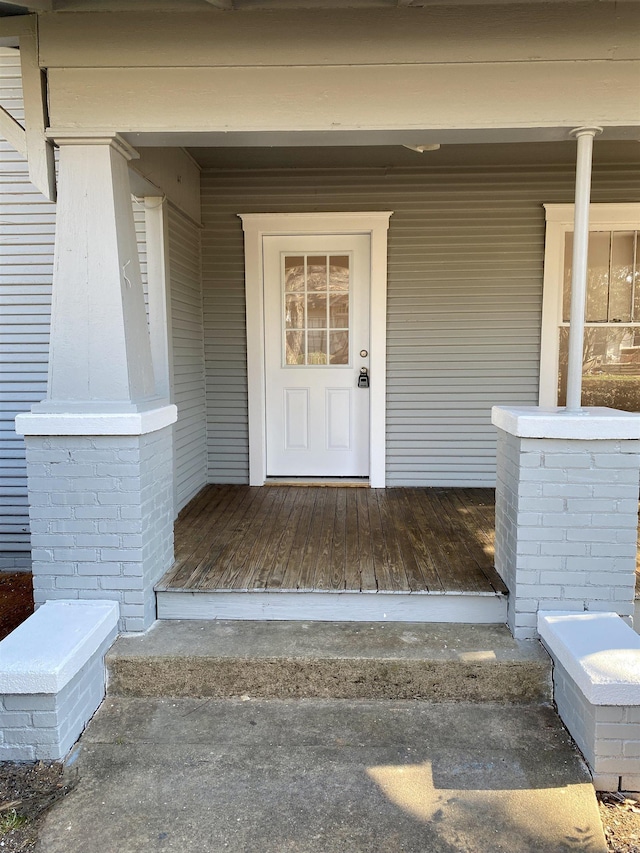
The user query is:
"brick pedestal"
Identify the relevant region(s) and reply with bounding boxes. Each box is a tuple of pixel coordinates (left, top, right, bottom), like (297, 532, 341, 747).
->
(17, 412, 176, 633)
(492, 407, 640, 640)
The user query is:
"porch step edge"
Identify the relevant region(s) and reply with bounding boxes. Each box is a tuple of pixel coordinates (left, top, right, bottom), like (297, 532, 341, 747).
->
(155, 589, 507, 623)
(106, 620, 551, 704)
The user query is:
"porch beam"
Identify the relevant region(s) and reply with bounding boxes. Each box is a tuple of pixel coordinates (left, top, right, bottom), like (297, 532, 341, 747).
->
(0, 13, 34, 39)
(1, 1, 52, 10)
(565, 126, 602, 412)
(19, 26, 57, 202)
(0, 103, 27, 158)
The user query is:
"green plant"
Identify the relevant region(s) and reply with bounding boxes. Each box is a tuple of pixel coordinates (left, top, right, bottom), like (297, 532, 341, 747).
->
(0, 808, 27, 834)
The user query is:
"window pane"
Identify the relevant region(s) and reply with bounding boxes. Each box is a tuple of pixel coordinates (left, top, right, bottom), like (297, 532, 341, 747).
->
(329, 294, 349, 329)
(306, 293, 327, 329)
(329, 255, 349, 291)
(307, 256, 327, 292)
(286, 330, 305, 365)
(563, 232, 613, 323)
(585, 232, 610, 322)
(558, 326, 640, 411)
(284, 256, 304, 292)
(307, 330, 327, 364)
(285, 294, 304, 329)
(610, 231, 634, 323)
(329, 331, 349, 365)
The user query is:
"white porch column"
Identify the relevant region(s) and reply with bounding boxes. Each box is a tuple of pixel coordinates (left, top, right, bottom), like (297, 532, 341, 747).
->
(16, 134, 177, 632)
(565, 126, 602, 411)
(492, 407, 640, 640)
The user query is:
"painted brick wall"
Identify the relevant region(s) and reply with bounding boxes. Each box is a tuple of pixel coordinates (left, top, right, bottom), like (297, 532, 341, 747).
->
(552, 657, 640, 792)
(495, 431, 640, 639)
(24, 427, 174, 631)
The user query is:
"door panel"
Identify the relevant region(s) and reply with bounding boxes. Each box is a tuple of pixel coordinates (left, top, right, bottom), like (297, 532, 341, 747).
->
(264, 234, 370, 477)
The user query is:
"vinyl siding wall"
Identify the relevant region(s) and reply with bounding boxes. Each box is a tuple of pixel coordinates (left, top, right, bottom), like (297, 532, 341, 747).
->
(168, 205, 206, 511)
(0, 49, 55, 567)
(201, 164, 640, 486)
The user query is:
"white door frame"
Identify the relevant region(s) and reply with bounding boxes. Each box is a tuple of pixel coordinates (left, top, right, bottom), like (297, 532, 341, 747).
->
(239, 211, 392, 488)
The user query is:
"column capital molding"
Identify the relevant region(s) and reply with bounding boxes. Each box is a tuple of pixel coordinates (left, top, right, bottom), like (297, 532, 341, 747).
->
(569, 126, 604, 139)
(45, 129, 139, 161)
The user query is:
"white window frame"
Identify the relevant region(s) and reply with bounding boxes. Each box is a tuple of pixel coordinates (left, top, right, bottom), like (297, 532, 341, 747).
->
(539, 203, 640, 407)
(239, 211, 392, 488)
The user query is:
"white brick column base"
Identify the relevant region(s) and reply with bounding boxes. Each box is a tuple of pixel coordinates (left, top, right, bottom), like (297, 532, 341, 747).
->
(492, 407, 640, 640)
(17, 410, 176, 633)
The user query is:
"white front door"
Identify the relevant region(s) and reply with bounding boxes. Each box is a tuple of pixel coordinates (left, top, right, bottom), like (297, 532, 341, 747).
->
(264, 234, 371, 477)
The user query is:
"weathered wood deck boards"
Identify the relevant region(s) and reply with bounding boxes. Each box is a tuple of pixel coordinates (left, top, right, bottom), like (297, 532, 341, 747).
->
(159, 486, 507, 595)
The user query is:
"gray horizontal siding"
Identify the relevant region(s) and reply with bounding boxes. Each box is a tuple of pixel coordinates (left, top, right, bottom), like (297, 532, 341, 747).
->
(0, 49, 55, 561)
(201, 163, 640, 487)
(169, 205, 206, 510)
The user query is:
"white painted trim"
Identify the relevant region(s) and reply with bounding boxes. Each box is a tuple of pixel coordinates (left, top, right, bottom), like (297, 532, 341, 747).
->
(239, 212, 392, 488)
(538, 611, 640, 706)
(0, 600, 118, 694)
(492, 405, 640, 440)
(144, 199, 173, 402)
(143, 198, 178, 518)
(157, 589, 507, 624)
(539, 203, 640, 407)
(48, 130, 140, 162)
(15, 404, 177, 436)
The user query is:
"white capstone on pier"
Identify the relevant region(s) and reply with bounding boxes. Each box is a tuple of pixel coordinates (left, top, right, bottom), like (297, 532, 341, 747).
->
(539, 611, 640, 792)
(492, 407, 640, 640)
(0, 600, 118, 761)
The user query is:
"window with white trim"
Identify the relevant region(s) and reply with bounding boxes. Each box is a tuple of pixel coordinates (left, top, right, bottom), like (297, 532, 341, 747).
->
(540, 204, 640, 410)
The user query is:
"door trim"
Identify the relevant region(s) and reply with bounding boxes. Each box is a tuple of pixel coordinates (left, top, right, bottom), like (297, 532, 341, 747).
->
(239, 212, 392, 488)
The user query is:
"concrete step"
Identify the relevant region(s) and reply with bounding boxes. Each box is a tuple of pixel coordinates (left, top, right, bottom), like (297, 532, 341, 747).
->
(107, 620, 552, 703)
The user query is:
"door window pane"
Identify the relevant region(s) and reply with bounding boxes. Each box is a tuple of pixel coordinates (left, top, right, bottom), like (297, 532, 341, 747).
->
(329, 256, 349, 291)
(307, 256, 327, 291)
(285, 294, 304, 329)
(284, 256, 305, 292)
(307, 331, 328, 364)
(282, 252, 350, 366)
(286, 331, 305, 365)
(307, 293, 327, 329)
(329, 294, 349, 329)
(330, 331, 349, 365)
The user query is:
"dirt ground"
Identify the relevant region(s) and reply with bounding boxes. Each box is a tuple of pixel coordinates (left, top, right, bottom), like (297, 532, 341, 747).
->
(0, 573, 639, 851)
(599, 793, 640, 853)
(0, 762, 76, 852)
(0, 573, 33, 642)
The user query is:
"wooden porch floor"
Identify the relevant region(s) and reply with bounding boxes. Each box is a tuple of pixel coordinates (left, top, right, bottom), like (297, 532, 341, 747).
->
(158, 485, 507, 595)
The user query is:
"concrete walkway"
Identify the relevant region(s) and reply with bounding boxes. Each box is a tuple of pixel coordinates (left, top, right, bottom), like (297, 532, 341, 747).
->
(38, 697, 607, 853)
